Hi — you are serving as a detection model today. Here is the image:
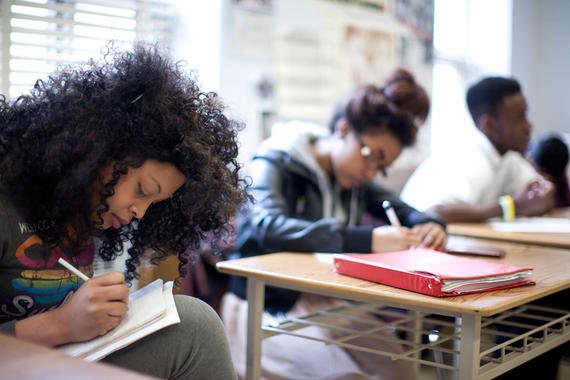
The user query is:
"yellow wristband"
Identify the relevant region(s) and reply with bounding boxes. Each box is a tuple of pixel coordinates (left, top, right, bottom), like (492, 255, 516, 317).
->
(499, 195, 515, 222)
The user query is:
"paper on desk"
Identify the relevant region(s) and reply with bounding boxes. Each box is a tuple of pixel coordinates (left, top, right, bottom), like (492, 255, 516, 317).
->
(491, 217, 570, 233)
(314, 253, 334, 264)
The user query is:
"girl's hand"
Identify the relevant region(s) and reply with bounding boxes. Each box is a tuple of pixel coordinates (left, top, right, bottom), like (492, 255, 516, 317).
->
(411, 222, 448, 250)
(371, 226, 421, 252)
(53, 271, 129, 343)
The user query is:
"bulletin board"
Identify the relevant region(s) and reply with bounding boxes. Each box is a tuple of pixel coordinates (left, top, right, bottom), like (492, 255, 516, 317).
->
(273, 0, 434, 124)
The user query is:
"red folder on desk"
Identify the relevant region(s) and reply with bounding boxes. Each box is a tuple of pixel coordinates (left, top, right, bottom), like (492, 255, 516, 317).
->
(333, 249, 534, 297)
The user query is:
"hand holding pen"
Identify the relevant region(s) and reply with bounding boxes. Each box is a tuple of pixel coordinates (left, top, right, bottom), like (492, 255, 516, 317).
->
(410, 222, 447, 250)
(380, 201, 447, 250)
(54, 258, 130, 343)
(370, 201, 419, 252)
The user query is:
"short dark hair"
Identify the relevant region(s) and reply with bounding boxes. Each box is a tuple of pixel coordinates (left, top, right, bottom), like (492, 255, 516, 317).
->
(466, 76, 521, 124)
(528, 133, 569, 176)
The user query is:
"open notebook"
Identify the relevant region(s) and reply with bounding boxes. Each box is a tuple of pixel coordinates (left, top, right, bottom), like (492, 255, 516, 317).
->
(333, 249, 534, 297)
(58, 279, 180, 361)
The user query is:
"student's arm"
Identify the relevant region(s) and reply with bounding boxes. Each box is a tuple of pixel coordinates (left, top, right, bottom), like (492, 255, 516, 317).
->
(370, 226, 421, 252)
(13, 272, 129, 347)
(428, 202, 502, 223)
(364, 183, 446, 228)
(428, 180, 555, 223)
(243, 154, 372, 254)
(365, 184, 447, 249)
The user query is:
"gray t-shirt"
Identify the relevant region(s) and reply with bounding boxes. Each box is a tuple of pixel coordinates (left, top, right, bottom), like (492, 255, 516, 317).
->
(0, 193, 95, 334)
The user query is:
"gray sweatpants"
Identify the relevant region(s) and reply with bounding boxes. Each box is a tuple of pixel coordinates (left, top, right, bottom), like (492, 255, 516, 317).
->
(102, 295, 237, 380)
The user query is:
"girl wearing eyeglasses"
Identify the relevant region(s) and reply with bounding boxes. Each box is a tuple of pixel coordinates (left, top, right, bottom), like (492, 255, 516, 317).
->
(223, 69, 447, 379)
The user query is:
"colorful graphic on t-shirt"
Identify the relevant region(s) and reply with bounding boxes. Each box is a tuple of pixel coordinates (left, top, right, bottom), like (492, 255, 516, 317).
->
(11, 234, 95, 306)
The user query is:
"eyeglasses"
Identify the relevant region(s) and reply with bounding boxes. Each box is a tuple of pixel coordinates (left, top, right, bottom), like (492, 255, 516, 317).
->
(357, 135, 388, 177)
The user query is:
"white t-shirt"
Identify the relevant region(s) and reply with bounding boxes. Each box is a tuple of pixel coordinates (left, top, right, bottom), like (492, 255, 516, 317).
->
(401, 127, 541, 211)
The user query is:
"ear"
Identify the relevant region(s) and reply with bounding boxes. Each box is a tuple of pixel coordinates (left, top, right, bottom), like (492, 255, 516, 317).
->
(335, 118, 352, 138)
(478, 114, 496, 137)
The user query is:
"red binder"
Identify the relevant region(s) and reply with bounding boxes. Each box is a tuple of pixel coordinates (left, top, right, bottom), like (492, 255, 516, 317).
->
(333, 249, 534, 297)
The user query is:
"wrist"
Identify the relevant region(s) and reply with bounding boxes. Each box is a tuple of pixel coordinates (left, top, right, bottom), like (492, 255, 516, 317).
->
(499, 195, 515, 221)
(15, 309, 71, 347)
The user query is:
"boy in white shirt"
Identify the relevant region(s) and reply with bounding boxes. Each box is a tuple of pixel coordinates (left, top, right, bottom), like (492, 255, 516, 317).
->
(401, 76, 554, 223)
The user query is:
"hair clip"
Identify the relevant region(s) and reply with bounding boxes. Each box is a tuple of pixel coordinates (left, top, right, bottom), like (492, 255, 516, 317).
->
(131, 93, 144, 104)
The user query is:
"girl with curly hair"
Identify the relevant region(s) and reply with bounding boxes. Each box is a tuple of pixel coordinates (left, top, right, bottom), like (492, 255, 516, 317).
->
(0, 43, 248, 379)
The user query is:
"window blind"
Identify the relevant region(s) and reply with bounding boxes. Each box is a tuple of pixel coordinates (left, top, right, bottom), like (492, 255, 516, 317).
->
(1, 0, 175, 99)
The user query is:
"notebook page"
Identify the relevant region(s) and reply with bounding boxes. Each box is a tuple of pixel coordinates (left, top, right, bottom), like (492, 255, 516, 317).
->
(441, 270, 533, 292)
(59, 278, 166, 357)
(84, 281, 180, 361)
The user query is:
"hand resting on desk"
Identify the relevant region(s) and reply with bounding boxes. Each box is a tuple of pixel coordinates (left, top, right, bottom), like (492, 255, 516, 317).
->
(514, 180, 555, 216)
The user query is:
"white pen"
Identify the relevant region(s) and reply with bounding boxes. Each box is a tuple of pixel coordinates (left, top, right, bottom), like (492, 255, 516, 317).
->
(58, 257, 90, 282)
(382, 200, 402, 227)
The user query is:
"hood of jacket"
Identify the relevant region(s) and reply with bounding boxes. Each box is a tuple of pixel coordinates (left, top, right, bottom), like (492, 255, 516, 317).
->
(254, 120, 350, 222)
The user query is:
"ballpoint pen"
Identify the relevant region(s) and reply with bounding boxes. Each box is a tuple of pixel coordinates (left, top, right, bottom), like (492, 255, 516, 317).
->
(382, 200, 401, 227)
(58, 257, 90, 281)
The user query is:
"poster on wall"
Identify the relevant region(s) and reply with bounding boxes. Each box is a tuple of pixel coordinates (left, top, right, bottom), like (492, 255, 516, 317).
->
(230, 0, 273, 60)
(344, 25, 397, 86)
(325, 0, 389, 11)
(272, 0, 434, 124)
(394, 0, 434, 63)
(233, 0, 273, 11)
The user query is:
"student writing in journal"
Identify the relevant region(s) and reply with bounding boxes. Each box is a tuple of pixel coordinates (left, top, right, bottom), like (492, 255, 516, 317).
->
(0, 43, 248, 379)
(330, 67, 432, 195)
(222, 78, 447, 380)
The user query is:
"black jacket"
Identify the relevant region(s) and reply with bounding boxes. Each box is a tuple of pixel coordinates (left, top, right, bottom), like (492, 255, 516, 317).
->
(229, 149, 446, 314)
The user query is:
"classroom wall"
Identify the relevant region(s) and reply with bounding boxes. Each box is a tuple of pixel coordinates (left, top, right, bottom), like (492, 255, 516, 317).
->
(219, 1, 273, 165)
(172, 0, 570, 164)
(171, 0, 272, 165)
(511, 0, 570, 136)
(217, 0, 434, 164)
(171, 0, 222, 93)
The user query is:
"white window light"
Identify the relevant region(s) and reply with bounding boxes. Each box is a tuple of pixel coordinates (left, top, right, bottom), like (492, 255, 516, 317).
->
(1, 0, 176, 99)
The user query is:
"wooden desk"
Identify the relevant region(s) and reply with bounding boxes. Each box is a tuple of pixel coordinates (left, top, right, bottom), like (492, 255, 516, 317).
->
(0, 334, 156, 380)
(217, 236, 570, 380)
(448, 208, 570, 249)
(448, 223, 570, 249)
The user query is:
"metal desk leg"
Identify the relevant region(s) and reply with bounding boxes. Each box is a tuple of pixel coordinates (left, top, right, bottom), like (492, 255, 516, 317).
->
(245, 278, 265, 380)
(412, 310, 422, 378)
(453, 314, 481, 380)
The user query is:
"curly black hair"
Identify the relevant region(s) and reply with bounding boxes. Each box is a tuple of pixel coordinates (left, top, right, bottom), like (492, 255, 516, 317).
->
(0, 42, 249, 281)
